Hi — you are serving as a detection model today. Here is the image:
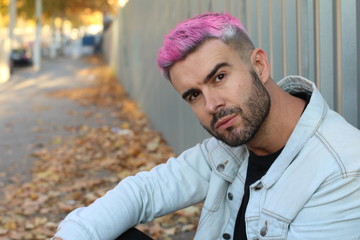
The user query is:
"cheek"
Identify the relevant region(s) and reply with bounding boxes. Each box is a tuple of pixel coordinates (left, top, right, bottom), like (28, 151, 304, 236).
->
(231, 84, 252, 103)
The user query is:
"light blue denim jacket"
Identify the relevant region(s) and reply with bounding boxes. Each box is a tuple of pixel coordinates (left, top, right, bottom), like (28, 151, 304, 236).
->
(55, 76, 360, 240)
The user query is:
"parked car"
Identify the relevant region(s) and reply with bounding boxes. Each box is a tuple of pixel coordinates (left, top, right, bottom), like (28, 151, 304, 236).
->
(9, 57, 14, 73)
(10, 48, 33, 66)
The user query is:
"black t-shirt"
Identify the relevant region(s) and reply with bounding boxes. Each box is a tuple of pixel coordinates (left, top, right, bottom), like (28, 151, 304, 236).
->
(233, 148, 283, 239)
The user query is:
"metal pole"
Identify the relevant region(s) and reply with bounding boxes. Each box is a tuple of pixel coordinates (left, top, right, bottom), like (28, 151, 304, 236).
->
(9, 0, 16, 49)
(33, 0, 42, 71)
(49, 17, 57, 59)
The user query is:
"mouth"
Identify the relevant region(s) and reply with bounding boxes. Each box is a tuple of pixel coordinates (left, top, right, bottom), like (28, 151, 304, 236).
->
(215, 114, 238, 130)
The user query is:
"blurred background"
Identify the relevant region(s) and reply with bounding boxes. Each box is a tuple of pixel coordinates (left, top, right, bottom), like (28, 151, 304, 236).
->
(0, 0, 125, 76)
(1, 0, 359, 154)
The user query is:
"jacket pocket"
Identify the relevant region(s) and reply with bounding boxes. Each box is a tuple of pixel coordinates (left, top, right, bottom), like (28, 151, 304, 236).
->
(248, 211, 290, 240)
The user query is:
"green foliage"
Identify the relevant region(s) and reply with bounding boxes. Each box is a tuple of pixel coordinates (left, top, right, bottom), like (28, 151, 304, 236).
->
(12, 0, 116, 24)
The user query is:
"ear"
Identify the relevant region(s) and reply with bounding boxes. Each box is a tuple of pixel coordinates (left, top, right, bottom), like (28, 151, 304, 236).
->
(250, 48, 270, 84)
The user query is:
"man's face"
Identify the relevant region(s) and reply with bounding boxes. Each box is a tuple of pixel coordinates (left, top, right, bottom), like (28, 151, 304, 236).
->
(169, 39, 270, 147)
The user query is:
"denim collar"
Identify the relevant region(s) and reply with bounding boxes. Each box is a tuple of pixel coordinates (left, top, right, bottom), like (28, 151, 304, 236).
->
(262, 75, 328, 188)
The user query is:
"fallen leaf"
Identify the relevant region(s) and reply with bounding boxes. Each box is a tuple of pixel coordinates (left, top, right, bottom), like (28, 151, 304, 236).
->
(0, 58, 197, 240)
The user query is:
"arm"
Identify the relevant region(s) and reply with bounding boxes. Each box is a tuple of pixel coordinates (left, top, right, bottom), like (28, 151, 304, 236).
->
(53, 140, 213, 240)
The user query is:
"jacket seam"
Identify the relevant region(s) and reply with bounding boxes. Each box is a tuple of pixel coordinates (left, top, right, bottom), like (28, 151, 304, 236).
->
(60, 219, 95, 239)
(314, 131, 347, 177)
(318, 172, 360, 190)
(261, 209, 292, 224)
(202, 181, 227, 212)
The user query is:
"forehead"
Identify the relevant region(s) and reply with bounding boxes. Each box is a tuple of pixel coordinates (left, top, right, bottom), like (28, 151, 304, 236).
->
(169, 39, 243, 90)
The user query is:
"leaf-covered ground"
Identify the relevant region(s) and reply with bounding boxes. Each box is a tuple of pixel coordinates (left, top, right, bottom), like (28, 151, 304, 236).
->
(0, 57, 200, 240)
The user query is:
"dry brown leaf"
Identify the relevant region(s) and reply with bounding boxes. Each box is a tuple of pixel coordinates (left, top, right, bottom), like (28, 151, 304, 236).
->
(0, 57, 198, 240)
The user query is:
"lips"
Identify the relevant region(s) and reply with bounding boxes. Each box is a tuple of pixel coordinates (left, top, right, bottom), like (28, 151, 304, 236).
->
(215, 114, 237, 130)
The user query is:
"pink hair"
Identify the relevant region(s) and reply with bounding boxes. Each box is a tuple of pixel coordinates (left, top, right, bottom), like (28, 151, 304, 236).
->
(157, 12, 251, 80)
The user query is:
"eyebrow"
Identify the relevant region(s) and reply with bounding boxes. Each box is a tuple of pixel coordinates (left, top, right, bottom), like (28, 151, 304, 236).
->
(204, 62, 231, 84)
(181, 62, 231, 100)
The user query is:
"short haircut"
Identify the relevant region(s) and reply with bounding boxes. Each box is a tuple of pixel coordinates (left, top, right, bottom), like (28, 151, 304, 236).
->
(157, 12, 255, 81)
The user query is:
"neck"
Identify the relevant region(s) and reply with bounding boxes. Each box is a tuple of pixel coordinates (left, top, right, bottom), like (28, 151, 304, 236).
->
(246, 80, 306, 156)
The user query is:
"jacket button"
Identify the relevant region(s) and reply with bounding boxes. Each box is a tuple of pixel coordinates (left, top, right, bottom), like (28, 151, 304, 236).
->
(260, 221, 268, 236)
(216, 163, 225, 172)
(222, 233, 231, 239)
(254, 183, 263, 191)
(227, 192, 233, 200)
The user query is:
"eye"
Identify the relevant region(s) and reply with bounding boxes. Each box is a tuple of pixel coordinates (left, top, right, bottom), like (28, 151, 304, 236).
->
(214, 73, 226, 83)
(188, 91, 201, 103)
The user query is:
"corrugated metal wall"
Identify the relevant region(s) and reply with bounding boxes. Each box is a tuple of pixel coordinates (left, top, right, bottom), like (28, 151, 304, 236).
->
(103, 0, 360, 154)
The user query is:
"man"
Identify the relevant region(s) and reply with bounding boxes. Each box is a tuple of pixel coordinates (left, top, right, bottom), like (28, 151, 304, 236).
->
(53, 12, 360, 240)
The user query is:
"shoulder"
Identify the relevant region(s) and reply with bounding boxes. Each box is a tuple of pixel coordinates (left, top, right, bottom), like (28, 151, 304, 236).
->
(314, 109, 360, 173)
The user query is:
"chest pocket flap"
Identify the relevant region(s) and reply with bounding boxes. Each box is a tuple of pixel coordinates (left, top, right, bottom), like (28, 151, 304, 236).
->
(254, 210, 291, 240)
(208, 143, 246, 182)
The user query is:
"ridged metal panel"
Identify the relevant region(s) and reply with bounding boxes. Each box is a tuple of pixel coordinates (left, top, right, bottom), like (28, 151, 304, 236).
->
(104, 0, 360, 154)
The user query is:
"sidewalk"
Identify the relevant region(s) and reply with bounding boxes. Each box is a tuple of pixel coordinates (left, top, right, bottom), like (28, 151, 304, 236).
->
(0, 55, 198, 240)
(0, 56, 119, 187)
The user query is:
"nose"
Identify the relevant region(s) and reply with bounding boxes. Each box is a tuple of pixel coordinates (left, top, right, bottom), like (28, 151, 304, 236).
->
(204, 92, 225, 114)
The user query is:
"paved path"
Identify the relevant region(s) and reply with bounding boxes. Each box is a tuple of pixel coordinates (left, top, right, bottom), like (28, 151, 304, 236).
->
(0, 56, 196, 239)
(0, 56, 118, 189)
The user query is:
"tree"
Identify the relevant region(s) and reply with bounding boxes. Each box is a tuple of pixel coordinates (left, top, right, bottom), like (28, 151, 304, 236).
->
(1, 0, 119, 28)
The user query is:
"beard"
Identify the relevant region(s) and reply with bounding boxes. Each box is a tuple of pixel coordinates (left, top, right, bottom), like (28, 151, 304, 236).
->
(202, 70, 271, 147)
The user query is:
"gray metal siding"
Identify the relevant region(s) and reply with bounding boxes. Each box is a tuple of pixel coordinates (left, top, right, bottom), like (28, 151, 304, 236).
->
(104, 0, 360, 154)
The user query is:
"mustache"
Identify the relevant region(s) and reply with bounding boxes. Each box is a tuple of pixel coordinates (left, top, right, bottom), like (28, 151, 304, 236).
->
(210, 107, 242, 130)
